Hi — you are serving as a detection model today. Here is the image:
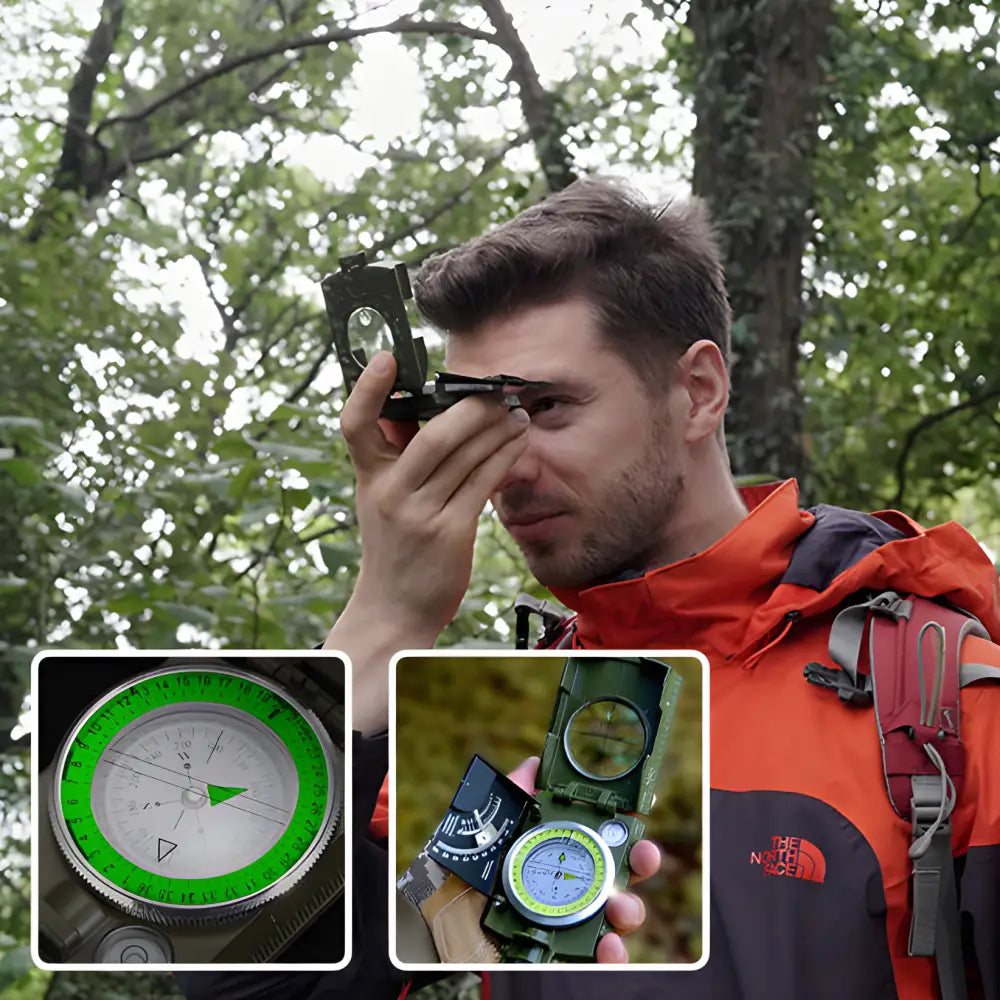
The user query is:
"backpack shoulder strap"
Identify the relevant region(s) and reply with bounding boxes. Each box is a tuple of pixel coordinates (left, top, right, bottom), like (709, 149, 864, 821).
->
(808, 589, 1000, 1000)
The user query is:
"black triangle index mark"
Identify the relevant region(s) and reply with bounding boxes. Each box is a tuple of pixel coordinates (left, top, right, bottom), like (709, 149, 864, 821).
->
(157, 838, 178, 862)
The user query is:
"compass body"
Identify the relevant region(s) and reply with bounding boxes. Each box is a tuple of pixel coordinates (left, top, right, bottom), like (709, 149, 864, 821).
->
(50, 665, 341, 925)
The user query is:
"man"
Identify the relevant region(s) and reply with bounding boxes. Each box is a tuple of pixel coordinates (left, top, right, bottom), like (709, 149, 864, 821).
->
(180, 177, 1000, 999)
(330, 177, 1000, 999)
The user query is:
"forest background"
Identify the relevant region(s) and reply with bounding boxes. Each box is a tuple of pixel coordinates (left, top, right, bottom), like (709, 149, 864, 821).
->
(1, 0, 998, 996)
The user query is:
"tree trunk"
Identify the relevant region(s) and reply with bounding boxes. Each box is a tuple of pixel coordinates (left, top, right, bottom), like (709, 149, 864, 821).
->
(688, 0, 834, 490)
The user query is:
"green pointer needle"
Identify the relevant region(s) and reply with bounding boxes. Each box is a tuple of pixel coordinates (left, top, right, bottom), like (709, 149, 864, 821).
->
(563, 873, 580, 881)
(207, 784, 247, 807)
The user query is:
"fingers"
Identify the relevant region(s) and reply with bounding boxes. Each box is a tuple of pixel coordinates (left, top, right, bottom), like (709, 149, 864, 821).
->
(394, 396, 528, 497)
(378, 417, 419, 453)
(340, 352, 400, 472)
(605, 891, 646, 936)
(447, 419, 531, 521)
(627, 839, 662, 886)
(506, 756, 540, 795)
(595, 931, 629, 964)
(412, 405, 530, 507)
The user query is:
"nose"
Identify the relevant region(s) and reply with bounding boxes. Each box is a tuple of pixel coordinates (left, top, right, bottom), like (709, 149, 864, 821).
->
(494, 429, 541, 495)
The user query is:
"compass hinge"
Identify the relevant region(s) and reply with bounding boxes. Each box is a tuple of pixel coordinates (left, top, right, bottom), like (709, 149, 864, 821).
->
(549, 785, 620, 817)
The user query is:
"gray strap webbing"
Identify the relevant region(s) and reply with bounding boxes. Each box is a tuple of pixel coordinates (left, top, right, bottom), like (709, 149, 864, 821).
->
(828, 592, 913, 681)
(935, 853, 970, 1000)
(908, 772, 969, 1000)
(960, 661, 1000, 686)
(828, 602, 870, 682)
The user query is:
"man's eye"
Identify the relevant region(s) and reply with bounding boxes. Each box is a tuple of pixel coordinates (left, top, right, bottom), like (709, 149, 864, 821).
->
(531, 397, 562, 414)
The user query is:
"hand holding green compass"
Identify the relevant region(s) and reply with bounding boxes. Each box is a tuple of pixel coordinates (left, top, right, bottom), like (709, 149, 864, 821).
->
(398, 657, 682, 966)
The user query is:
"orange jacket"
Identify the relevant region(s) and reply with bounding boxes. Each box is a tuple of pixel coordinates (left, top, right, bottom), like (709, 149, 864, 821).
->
(377, 480, 1000, 998)
(531, 479, 1000, 999)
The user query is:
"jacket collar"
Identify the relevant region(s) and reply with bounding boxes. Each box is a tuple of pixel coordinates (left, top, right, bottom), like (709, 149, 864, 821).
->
(548, 480, 813, 658)
(547, 478, 1000, 661)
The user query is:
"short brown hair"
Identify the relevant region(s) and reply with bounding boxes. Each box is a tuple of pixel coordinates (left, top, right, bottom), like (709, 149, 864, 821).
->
(412, 176, 731, 385)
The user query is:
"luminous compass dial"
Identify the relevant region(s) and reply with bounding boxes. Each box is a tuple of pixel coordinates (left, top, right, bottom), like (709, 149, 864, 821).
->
(502, 821, 614, 928)
(50, 665, 341, 924)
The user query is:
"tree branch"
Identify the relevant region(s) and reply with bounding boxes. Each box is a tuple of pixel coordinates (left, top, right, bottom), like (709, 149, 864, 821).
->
(364, 132, 531, 257)
(952, 148, 999, 243)
(477, 0, 575, 191)
(891, 387, 1000, 508)
(54, 0, 126, 192)
(93, 18, 497, 138)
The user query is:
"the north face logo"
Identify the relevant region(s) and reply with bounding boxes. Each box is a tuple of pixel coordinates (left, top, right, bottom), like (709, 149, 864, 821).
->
(750, 835, 826, 884)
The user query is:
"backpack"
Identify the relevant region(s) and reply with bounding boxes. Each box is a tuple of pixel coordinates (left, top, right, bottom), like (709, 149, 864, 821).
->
(513, 589, 1000, 1000)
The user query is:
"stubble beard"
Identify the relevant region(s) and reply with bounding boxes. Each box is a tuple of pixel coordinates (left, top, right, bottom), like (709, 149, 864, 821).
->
(518, 449, 685, 591)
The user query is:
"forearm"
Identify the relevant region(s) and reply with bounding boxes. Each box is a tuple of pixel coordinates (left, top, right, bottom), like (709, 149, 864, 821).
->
(324, 593, 441, 736)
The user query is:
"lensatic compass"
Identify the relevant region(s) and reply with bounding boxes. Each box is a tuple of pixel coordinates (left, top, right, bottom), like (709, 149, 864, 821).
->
(400, 656, 683, 964)
(320, 251, 550, 421)
(36, 657, 346, 965)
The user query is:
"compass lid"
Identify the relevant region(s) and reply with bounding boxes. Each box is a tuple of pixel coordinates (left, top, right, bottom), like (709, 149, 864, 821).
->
(536, 657, 683, 815)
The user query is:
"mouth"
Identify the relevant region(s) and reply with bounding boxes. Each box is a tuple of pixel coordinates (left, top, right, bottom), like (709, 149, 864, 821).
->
(502, 512, 567, 543)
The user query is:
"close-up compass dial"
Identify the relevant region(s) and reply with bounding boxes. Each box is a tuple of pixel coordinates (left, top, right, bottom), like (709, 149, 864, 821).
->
(50, 664, 341, 925)
(502, 821, 614, 928)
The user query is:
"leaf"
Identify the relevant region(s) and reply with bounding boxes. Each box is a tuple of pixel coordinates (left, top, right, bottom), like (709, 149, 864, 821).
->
(228, 461, 259, 500)
(0, 457, 42, 486)
(0, 416, 43, 434)
(319, 542, 360, 571)
(249, 437, 329, 464)
(0, 944, 34, 988)
(151, 602, 218, 626)
(105, 594, 149, 616)
(43, 482, 89, 509)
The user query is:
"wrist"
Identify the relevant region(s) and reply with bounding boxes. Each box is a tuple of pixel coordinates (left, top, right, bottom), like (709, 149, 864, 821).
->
(325, 593, 442, 737)
(326, 590, 441, 652)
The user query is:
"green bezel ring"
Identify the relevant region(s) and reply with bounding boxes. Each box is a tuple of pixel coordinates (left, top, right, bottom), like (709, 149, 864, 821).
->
(49, 665, 342, 925)
(501, 821, 614, 929)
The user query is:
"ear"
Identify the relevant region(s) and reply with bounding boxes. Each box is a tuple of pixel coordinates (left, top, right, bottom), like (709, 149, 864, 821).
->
(677, 340, 729, 444)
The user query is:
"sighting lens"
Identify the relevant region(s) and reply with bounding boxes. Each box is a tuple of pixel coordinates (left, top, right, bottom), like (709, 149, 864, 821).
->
(347, 307, 392, 367)
(565, 699, 646, 779)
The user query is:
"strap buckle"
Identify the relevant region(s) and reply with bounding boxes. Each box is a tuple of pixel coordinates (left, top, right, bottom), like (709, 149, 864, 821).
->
(803, 662, 873, 706)
(513, 594, 568, 650)
(868, 590, 914, 621)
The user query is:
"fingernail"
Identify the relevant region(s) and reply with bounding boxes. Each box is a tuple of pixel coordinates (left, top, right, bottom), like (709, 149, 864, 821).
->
(509, 406, 530, 425)
(369, 352, 392, 374)
(620, 895, 642, 924)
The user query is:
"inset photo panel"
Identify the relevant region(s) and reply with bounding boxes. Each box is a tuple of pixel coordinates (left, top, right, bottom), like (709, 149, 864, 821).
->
(30, 650, 351, 973)
(390, 649, 707, 972)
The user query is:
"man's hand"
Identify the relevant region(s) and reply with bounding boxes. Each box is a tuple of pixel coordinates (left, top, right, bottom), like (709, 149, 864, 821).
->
(507, 757, 661, 965)
(326, 352, 531, 734)
(342, 351, 530, 633)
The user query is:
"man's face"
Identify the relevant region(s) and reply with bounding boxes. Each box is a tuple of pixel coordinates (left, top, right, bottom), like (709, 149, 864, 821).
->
(445, 298, 690, 589)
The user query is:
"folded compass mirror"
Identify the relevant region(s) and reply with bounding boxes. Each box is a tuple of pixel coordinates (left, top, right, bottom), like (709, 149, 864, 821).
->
(320, 250, 550, 421)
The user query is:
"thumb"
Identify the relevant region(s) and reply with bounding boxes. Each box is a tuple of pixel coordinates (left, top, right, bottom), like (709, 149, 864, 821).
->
(339, 351, 399, 470)
(507, 756, 540, 795)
